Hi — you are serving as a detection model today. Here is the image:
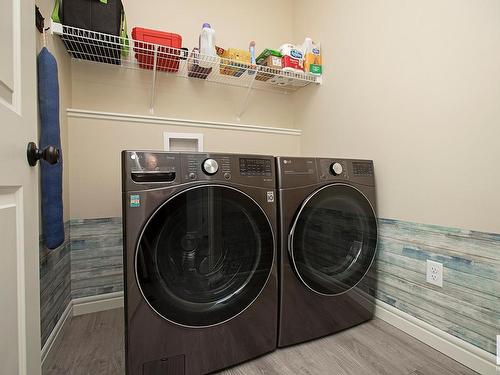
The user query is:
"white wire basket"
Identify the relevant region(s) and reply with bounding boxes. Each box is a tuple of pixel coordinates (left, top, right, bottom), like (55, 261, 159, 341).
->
(52, 23, 321, 93)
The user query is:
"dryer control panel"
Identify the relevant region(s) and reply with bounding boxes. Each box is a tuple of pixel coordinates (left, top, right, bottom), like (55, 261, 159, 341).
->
(277, 158, 317, 188)
(277, 157, 375, 189)
(319, 159, 348, 180)
(318, 158, 375, 186)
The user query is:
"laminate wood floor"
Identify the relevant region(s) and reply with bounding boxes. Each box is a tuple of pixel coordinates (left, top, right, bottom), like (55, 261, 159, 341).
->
(43, 308, 477, 375)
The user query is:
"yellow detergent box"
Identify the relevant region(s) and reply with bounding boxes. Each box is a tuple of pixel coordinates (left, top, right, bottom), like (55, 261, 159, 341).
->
(220, 48, 251, 77)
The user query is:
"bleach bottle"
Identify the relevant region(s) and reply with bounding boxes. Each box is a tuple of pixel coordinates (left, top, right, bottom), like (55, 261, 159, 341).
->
(199, 23, 217, 68)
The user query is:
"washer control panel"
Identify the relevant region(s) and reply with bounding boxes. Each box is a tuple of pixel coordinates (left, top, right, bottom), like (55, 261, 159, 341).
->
(125, 152, 275, 189)
(239, 158, 272, 177)
(184, 154, 231, 181)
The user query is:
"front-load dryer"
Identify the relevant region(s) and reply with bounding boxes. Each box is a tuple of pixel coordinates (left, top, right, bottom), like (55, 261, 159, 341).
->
(122, 151, 278, 375)
(277, 157, 378, 347)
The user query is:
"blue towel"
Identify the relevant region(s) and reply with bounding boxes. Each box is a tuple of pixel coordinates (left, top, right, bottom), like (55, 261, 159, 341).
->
(38, 47, 64, 249)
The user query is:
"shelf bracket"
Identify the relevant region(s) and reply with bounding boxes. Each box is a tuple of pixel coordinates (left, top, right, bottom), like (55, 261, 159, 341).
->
(149, 46, 159, 114)
(236, 70, 257, 122)
(50, 20, 63, 35)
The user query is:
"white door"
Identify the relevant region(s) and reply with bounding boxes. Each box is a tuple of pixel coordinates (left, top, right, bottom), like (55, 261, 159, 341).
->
(0, 0, 42, 374)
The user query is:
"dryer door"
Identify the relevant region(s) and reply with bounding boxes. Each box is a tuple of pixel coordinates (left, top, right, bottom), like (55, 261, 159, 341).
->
(136, 185, 274, 327)
(289, 183, 377, 296)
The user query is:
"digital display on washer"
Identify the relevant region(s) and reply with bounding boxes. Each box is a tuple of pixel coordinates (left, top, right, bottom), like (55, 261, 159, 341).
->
(239, 158, 272, 177)
(352, 161, 374, 176)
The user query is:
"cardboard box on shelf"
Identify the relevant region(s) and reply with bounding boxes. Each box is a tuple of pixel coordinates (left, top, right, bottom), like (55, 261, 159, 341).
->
(256, 55, 283, 82)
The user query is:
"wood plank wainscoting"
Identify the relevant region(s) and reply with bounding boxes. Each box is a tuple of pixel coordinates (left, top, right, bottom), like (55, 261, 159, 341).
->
(70, 218, 123, 299)
(360, 219, 499, 355)
(40, 222, 71, 348)
(40, 217, 499, 374)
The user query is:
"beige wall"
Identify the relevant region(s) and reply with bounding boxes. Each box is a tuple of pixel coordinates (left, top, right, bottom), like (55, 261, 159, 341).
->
(293, 0, 500, 233)
(36, 0, 72, 222)
(71, 0, 296, 128)
(68, 118, 300, 219)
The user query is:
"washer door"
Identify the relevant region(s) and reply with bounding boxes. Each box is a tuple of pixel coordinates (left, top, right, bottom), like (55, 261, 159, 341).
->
(136, 185, 274, 327)
(289, 184, 377, 296)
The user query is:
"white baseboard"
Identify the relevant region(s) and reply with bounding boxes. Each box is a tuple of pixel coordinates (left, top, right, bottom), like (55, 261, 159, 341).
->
(41, 292, 125, 368)
(374, 299, 497, 375)
(72, 291, 124, 316)
(41, 301, 72, 366)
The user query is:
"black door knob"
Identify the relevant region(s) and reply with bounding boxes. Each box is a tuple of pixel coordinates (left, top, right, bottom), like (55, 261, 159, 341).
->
(27, 142, 60, 167)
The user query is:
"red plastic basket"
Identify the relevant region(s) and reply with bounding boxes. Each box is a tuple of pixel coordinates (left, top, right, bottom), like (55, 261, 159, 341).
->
(132, 27, 187, 72)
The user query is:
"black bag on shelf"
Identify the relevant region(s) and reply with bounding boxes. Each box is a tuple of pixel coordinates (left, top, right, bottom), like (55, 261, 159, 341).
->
(53, 0, 127, 65)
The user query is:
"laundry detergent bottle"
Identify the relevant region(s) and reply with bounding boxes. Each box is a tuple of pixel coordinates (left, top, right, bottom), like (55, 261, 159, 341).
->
(199, 23, 217, 68)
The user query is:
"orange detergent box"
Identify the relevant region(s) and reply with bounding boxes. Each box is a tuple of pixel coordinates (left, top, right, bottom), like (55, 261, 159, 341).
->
(303, 38, 322, 75)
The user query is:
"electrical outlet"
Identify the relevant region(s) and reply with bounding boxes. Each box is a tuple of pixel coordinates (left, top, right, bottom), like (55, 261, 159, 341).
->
(426, 260, 443, 287)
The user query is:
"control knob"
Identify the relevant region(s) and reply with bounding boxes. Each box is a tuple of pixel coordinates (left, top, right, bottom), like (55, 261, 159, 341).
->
(330, 162, 343, 176)
(202, 158, 219, 175)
